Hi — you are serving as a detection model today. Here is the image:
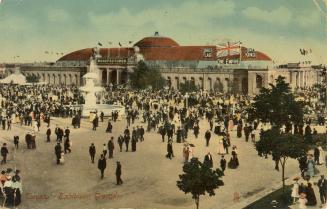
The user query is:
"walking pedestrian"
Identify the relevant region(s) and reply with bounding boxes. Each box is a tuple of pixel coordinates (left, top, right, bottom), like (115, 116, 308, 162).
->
(115, 161, 123, 185)
(98, 154, 106, 179)
(89, 143, 96, 163)
(1, 143, 8, 164)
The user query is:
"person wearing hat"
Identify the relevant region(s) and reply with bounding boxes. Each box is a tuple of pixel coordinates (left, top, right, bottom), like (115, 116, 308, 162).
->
(204, 130, 211, 147)
(54, 143, 62, 165)
(25, 132, 32, 149)
(108, 137, 115, 159)
(117, 135, 124, 152)
(166, 140, 174, 160)
(64, 127, 70, 140)
(98, 154, 106, 179)
(115, 161, 123, 185)
(1, 143, 8, 164)
(306, 182, 317, 206)
(203, 152, 213, 168)
(13, 136, 19, 149)
(299, 193, 307, 209)
(89, 143, 96, 163)
(291, 178, 300, 204)
(220, 155, 226, 172)
(317, 175, 327, 206)
(46, 127, 51, 142)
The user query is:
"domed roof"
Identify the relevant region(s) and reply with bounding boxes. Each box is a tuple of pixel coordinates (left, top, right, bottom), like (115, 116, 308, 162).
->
(57, 48, 134, 62)
(134, 35, 179, 48)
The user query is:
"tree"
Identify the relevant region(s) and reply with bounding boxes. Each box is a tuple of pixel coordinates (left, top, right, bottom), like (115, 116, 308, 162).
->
(256, 129, 309, 193)
(26, 74, 40, 83)
(129, 61, 165, 90)
(179, 80, 198, 94)
(247, 76, 304, 128)
(177, 158, 224, 209)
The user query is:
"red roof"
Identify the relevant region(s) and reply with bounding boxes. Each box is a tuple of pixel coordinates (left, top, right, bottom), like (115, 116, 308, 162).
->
(218, 47, 271, 61)
(57, 37, 271, 62)
(140, 46, 217, 61)
(58, 48, 135, 62)
(134, 36, 179, 48)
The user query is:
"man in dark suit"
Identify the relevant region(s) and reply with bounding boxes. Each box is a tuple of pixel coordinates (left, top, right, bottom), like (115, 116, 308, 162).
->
(98, 154, 106, 179)
(166, 140, 174, 159)
(46, 128, 51, 142)
(25, 132, 32, 149)
(54, 143, 62, 165)
(64, 127, 70, 140)
(1, 143, 8, 164)
(108, 137, 115, 159)
(205, 130, 211, 147)
(89, 143, 96, 163)
(117, 135, 124, 152)
(220, 155, 226, 172)
(115, 161, 123, 185)
(203, 152, 213, 168)
(317, 175, 327, 205)
(139, 126, 145, 142)
(314, 147, 320, 165)
(124, 134, 130, 152)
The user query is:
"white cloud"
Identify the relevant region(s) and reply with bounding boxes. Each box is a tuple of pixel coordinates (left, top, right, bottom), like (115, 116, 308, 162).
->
(242, 6, 292, 26)
(48, 9, 70, 22)
(295, 11, 321, 27)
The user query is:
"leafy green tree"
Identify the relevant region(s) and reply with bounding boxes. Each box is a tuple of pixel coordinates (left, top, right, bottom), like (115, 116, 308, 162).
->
(177, 158, 224, 209)
(26, 74, 40, 83)
(179, 80, 198, 94)
(129, 61, 165, 90)
(256, 129, 309, 193)
(248, 76, 304, 128)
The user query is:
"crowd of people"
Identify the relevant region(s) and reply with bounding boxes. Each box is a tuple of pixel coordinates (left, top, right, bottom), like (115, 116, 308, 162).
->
(0, 83, 325, 208)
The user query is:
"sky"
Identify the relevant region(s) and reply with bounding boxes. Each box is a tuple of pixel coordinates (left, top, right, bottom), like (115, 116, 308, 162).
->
(0, 0, 326, 64)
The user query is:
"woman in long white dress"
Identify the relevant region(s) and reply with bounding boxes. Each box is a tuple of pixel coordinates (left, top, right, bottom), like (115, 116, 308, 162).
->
(218, 137, 225, 155)
(291, 179, 300, 204)
(318, 146, 325, 165)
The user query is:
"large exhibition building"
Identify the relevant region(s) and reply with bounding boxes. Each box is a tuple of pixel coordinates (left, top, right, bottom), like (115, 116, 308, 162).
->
(4, 32, 323, 95)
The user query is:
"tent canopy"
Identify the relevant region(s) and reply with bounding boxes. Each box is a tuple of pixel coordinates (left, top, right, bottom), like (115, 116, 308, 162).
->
(0, 72, 26, 85)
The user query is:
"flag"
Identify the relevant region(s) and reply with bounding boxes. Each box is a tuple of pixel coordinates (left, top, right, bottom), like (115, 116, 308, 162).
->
(98, 42, 103, 46)
(216, 41, 241, 58)
(119, 42, 122, 47)
(45, 51, 49, 54)
(128, 41, 132, 44)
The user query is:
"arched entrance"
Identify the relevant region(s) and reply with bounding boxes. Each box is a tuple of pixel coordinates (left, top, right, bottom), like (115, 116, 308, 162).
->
(242, 78, 248, 94)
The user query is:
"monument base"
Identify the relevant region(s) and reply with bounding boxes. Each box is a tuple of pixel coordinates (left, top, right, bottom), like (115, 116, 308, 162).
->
(81, 104, 125, 118)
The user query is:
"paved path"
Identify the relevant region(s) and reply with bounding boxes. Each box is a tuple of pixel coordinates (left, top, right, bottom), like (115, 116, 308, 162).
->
(0, 118, 325, 209)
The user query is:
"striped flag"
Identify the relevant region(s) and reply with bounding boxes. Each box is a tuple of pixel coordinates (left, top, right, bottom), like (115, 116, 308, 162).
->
(216, 41, 241, 58)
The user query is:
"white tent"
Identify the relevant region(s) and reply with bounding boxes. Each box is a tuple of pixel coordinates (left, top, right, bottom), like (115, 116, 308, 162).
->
(0, 71, 26, 85)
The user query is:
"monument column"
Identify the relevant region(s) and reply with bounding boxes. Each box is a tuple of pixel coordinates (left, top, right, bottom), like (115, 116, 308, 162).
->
(106, 68, 110, 86)
(116, 70, 120, 85)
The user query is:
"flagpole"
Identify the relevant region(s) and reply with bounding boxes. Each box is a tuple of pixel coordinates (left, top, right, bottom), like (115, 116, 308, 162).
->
(239, 41, 242, 63)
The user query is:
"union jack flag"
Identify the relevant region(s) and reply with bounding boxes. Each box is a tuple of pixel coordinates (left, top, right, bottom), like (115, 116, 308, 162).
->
(216, 41, 241, 58)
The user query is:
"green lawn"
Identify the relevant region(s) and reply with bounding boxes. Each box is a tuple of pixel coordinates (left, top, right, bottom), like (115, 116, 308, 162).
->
(243, 185, 292, 209)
